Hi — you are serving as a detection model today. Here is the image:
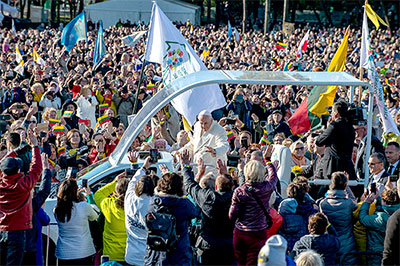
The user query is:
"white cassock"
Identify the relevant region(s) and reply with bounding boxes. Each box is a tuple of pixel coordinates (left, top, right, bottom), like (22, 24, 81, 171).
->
(180, 120, 229, 174)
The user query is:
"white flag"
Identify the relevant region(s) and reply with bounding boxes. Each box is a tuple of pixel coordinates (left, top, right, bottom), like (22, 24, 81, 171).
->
(145, 3, 226, 125)
(11, 18, 17, 36)
(15, 47, 22, 63)
(121, 31, 146, 47)
(361, 9, 400, 135)
(296, 30, 309, 59)
(14, 61, 24, 76)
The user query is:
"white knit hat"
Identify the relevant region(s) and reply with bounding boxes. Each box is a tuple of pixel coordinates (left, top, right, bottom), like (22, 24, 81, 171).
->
(258, 235, 287, 266)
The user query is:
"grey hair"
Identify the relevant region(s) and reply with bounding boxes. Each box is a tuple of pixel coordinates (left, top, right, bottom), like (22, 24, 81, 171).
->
(295, 250, 324, 266)
(244, 160, 265, 183)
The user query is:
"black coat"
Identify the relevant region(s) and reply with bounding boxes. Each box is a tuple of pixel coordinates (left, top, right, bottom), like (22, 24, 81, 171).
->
(355, 135, 385, 179)
(181, 167, 235, 265)
(316, 118, 356, 179)
(382, 209, 400, 265)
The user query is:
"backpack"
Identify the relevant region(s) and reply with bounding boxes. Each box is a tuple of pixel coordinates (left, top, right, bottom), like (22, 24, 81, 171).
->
(145, 199, 178, 252)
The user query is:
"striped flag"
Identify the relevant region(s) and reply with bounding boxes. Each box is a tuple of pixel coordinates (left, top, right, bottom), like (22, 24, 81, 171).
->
(275, 42, 287, 50)
(99, 104, 108, 112)
(227, 130, 234, 141)
(259, 129, 269, 146)
(146, 84, 155, 91)
(48, 119, 60, 127)
(15, 47, 23, 64)
(53, 126, 65, 135)
(98, 115, 110, 125)
(63, 111, 73, 118)
(57, 146, 66, 157)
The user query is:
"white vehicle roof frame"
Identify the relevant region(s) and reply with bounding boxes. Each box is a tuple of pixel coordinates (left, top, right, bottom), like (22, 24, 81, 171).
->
(110, 70, 374, 187)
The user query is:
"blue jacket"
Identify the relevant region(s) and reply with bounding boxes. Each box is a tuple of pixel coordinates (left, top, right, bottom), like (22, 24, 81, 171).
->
(278, 198, 310, 251)
(319, 189, 358, 265)
(144, 195, 200, 266)
(359, 201, 400, 266)
(291, 226, 340, 265)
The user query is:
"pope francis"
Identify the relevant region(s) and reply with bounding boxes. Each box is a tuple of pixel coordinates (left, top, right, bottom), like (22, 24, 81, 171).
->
(179, 110, 230, 174)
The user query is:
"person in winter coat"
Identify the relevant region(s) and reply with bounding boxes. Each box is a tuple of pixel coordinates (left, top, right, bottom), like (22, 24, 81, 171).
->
(352, 201, 377, 265)
(315, 101, 357, 180)
(359, 188, 400, 266)
(278, 184, 316, 251)
(144, 172, 200, 266)
(382, 180, 400, 265)
(75, 87, 99, 129)
(229, 160, 278, 266)
(39, 84, 62, 110)
(318, 172, 358, 265)
(112, 86, 135, 127)
(0, 132, 42, 266)
(94, 176, 129, 263)
(125, 156, 158, 266)
(291, 212, 340, 266)
(264, 110, 292, 143)
(226, 89, 252, 129)
(61, 100, 79, 130)
(181, 154, 235, 265)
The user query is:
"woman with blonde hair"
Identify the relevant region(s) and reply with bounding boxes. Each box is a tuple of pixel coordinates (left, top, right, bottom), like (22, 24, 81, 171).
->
(31, 83, 44, 103)
(290, 140, 310, 167)
(229, 160, 278, 265)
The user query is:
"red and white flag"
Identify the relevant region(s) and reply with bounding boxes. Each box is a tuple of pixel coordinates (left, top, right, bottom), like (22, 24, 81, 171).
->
(296, 30, 309, 59)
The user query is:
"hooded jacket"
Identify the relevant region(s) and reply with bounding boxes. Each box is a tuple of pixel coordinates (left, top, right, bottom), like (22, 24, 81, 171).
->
(359, 201, 400, 266)
(0, 147, 42, 231)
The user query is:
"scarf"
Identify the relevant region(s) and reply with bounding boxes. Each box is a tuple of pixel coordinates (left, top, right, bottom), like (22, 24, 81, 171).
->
(292, 153, 306, 166)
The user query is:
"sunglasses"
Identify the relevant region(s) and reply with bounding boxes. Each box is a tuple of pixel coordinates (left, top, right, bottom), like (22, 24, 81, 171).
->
(295, 147, 305, 151)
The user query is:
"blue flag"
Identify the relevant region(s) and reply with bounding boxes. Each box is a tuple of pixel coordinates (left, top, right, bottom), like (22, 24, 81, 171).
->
(93, 21, 106, 69)
(61, 12, 87, 52)
(228, 21, 232, 41)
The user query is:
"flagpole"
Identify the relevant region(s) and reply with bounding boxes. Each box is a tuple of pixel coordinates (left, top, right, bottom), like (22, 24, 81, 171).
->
(133, 59, 147, 114)
(358, 68, 364, 106)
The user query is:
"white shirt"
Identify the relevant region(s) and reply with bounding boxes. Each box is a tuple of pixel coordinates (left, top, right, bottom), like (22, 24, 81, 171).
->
(371, 169, 386, 195)
(54, 201, 98, 260)
(124, 169, 152, 266)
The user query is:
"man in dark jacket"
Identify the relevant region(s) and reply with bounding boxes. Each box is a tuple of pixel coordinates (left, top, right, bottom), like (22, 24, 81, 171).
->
(0, 132, 42, 265)
(3, 132, 31, 175)
(265, 110, 292, 143)
(316, 101, 356, 179)
(182, 164, 235, 265)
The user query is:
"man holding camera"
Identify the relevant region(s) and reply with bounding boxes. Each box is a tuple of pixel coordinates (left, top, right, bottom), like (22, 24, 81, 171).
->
(315, 101, 357, 180)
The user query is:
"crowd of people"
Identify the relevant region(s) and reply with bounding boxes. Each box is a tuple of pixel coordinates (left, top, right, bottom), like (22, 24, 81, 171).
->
(0, 17, 399, 266)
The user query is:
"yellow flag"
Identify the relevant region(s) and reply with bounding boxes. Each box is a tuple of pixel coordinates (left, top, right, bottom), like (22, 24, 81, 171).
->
(182, 115, 192, 135)
(33, 48, 45, 65)
(15, 47, 23, 63)
(309, 29, 349, 116)
(365, 3, 388, 29)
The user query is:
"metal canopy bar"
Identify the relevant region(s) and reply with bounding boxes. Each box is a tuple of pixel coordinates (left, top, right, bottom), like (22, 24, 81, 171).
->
(110, 70, 372, 167)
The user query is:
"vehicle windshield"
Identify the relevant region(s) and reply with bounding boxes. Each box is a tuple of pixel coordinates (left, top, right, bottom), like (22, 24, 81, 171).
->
(76, 157, 108, 178)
